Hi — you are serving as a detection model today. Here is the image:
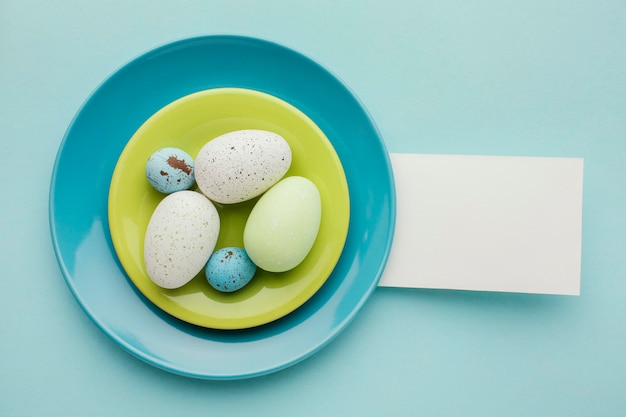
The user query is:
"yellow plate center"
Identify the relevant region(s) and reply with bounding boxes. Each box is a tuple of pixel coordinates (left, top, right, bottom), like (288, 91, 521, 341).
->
(108, 88, 350, 330)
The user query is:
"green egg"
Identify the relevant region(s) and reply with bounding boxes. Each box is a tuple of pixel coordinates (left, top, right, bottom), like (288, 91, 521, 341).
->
(243, 176, 321, 272)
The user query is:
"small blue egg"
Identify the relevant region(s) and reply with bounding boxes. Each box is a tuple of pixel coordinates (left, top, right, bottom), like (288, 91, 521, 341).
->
(146, 147, 195, 194)
(206, 247, 256, 292)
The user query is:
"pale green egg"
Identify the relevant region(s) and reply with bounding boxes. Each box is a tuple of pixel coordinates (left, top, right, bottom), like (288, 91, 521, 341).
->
(243, 176, 321, 273)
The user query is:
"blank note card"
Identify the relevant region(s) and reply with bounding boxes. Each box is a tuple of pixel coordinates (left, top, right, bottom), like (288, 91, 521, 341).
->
(379, 153, 584, 295)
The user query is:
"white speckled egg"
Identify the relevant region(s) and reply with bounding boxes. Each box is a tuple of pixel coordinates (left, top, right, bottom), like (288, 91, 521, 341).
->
(144, 190, 220, 289)
(194, 129, 292, 204)
(243, 176, 321, 273)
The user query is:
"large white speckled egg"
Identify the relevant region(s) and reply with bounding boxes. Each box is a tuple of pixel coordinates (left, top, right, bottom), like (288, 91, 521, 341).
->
(243, 176, 321, 273)
(144, 190, 220, 289)
(194, 129, 292, 204)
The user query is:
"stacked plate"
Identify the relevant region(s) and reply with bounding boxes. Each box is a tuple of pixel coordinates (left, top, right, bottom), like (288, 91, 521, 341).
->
(49, 35, 395, 379)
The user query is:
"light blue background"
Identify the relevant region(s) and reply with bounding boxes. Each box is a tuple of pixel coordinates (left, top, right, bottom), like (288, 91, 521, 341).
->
(2, 1, 625, 415)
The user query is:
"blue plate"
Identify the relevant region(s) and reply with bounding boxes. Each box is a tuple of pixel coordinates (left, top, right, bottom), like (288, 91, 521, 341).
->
(49, 35, 396, 379)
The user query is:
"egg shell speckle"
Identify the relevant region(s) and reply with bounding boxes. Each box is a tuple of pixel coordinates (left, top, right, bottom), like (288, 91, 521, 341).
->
(194, 129, 292, 204)
(244, 176, 322, 273)
(205, 247, 257, 292)
(146, 147, 195, 194)
(144, 190, 220, 289)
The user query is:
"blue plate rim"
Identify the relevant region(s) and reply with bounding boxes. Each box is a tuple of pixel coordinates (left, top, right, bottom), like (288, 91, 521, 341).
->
(48, 34, 396, 380)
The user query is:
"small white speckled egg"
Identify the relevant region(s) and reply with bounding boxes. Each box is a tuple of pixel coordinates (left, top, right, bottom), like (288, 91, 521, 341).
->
(144, 190, 220, 289)
(205, 247, 257, 292)
(145, 147, 195, 194)
(244, 176, 321, 273)
(194, 129, 292, 204)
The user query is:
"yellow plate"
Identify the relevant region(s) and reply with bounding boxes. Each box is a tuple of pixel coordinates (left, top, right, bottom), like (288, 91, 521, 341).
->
(108, 88, 350, 330)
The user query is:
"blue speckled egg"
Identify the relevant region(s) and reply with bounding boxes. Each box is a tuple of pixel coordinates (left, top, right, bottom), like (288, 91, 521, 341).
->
(205, 247, 256, 292)
(146, 147, 195, 194)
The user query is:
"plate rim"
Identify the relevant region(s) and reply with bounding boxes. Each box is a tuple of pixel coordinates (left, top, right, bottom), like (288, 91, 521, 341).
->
(48, 34, 396, 379)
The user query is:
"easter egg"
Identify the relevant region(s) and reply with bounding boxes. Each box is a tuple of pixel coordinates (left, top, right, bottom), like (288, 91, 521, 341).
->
(145, 147, 195, 194)
(144, 190, 220, 289)
(194, 129, 292, 204)
(205, 247, 257, 292)
(243, 176, 321, 273)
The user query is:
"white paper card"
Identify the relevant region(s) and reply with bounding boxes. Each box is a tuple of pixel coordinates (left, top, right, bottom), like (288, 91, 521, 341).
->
(378, 153, 583, 295)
